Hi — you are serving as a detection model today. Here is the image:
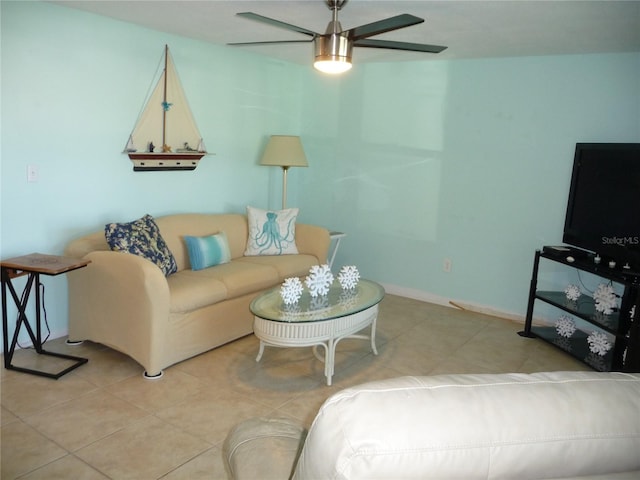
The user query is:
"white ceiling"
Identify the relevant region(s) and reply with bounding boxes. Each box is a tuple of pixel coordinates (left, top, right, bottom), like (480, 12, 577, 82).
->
(51, 1, 640, 64)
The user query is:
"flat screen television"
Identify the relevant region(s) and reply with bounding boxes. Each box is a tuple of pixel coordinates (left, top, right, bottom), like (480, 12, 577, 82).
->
(563, 143, 640, 269)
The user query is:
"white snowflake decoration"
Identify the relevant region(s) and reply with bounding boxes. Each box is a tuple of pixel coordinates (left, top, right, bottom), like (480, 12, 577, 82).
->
(280, 277, 304, 305)
(587, 331, 612, 356)
(305, 264, 334, 297)
(593, 283, 617, 315)
(338, 265, 360, 290)
(555, 315, 577, 338)
(564, 284, 581, 301)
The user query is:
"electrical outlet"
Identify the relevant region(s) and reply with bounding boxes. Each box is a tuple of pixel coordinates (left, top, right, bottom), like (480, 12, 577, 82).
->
(443, 258, 452, 273)
(27, 164, 39, 183)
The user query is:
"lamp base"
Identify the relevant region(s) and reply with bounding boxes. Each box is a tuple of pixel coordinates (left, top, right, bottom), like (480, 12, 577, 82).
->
(281, 166, 289, 210)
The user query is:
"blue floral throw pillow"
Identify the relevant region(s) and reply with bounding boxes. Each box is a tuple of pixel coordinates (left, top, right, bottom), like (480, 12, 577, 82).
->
(244, 206, 299, 256)
(105, 214, 177, 276)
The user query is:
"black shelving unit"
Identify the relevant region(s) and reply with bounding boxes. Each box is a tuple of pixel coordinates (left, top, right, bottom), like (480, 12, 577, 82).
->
(519, 247, 640, 372)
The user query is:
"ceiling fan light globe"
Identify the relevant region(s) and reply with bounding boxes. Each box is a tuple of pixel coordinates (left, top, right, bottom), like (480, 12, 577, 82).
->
(314, 59, 352, 74)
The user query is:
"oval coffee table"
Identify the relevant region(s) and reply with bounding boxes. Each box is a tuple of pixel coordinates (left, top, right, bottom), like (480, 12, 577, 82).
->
(250, 279, 385, 385)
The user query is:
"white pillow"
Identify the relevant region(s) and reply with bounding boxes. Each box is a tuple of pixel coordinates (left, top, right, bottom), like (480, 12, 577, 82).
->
(244, 206, 299, 256)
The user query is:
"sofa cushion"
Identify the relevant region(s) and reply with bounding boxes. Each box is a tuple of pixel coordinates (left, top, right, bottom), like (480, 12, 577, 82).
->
(167, 261, 280, 313)
(191, 261, 280, 298)
(167, 271, 228, 313)
(244, 206, 299, 256)
(105, 214, 177, 276)
(184, 232, 232, 271)
(237, 254, 320, 281)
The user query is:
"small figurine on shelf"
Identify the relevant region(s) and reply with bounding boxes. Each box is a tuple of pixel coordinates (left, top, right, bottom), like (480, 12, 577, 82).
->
(148, 141, 155, 153)
(179, 142, 196, 152)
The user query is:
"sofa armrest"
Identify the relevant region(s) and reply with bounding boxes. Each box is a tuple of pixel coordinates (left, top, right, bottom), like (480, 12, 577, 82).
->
(295, 224, 330, 264)
(66, 250, 170, 376)
(293, 372, 640, 479)
(223, 417, 306, 480)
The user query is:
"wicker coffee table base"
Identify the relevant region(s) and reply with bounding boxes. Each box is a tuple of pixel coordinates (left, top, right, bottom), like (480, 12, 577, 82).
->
(253, 305, 379, 386)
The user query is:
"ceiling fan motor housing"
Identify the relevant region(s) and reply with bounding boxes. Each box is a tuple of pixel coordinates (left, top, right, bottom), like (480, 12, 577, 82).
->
(314, 33, 352, 64)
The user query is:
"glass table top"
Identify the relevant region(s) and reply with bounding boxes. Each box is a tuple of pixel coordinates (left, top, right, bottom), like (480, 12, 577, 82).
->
(250, 279, 385, 323)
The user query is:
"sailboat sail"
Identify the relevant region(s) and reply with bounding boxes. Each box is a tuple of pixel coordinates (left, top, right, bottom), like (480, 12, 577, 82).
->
(125, 45, 207, 171)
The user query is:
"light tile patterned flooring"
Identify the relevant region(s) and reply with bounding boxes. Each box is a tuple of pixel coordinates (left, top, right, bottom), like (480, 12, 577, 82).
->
(1, 294, 590, 479)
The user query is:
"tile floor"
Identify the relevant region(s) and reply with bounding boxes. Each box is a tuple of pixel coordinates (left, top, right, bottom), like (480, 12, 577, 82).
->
(1, 294, 590, 479)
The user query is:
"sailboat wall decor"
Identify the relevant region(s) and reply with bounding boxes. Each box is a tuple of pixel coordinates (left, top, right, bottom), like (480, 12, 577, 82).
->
(124, 45, 208, 171)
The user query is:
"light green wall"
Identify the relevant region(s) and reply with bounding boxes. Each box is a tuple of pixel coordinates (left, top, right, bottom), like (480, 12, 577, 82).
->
(1, 1, 639, 347)
(0, 1, 305, 343)
(299, 53, 640, 315)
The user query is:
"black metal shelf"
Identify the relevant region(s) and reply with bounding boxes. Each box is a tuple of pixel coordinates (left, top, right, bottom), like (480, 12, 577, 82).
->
(535, 291, 621, 335)
(520, 248, 640, 372)
(540, 246, 640, 285)
(531, 326, 616, 372)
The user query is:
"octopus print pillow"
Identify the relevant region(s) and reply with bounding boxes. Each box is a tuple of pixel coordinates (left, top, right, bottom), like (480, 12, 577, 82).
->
(244, 206, 299, 256)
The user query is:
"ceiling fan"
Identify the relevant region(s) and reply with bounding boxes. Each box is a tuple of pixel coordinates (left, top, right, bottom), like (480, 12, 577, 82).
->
(228, 0, 447, 74)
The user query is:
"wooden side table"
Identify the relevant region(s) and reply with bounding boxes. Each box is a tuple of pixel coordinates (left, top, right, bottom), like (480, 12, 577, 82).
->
(1, 253, 90, 379)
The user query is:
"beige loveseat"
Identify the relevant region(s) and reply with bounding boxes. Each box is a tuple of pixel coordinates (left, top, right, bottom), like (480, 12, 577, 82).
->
(224, 371, 640, 479)
(64, 213, 330, 378)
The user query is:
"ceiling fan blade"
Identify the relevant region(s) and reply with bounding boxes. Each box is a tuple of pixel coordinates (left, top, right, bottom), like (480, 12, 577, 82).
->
(354, 38, 447, 54)
(236, 12, 318, 37)
(348, 14, 424, 41)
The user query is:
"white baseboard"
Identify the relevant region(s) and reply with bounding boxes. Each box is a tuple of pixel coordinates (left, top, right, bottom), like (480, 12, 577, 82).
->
(380, 283, 525, 324)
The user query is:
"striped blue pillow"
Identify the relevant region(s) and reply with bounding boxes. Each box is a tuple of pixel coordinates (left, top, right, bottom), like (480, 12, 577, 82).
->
(184, 232, 231, 271)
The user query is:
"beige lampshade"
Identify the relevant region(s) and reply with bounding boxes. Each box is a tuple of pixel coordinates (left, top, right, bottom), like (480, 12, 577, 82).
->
(259, 136, 308, 168)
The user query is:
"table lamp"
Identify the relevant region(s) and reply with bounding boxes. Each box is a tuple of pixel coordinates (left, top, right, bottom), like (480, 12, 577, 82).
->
(259, 135, 308, 209)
